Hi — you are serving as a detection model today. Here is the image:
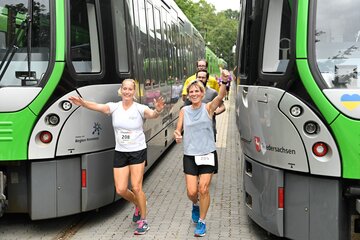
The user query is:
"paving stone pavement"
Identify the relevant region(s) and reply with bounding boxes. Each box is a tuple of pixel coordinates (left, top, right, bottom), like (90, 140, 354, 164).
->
(62, 90, 276, 240)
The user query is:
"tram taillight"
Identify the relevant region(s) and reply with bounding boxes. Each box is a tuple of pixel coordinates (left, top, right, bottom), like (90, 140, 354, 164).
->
(278, 187, 284, 209)
(81, 169, 87, 188)
(39, 131, 52, 144)
(312, 142, 328, 157)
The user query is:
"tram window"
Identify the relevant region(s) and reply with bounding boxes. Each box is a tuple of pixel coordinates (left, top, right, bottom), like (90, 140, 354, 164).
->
(174, 23, 180, 82)
(112, 0, 129, 73)
(170, 20, 177, 84)
(139, 0, 149, 82)
(146, 1, 158, 86)
(167, 21, 173, 82)
(161, 8, 169, 84)
(237, 0, 247, 78)
(186, 35, 193, 74)
(180, 33, 187, 80)
(154, 8, 162, 83)
(0, 0, 50, 87)
(262, 0, 291, 74)
(315, 0, 360, 89)
(0, 32, 5, 49)
(70, 0, 101, 73)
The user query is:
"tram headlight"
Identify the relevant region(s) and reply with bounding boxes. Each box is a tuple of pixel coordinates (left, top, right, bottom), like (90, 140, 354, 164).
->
(46, 114, 60, 126)
(304, 121, 319, 135)
(61, 100, 72, 111)
(290, 105, 303, 117)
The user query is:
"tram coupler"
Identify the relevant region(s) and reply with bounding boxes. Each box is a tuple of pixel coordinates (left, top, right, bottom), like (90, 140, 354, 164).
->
(0, 171, 7, 217)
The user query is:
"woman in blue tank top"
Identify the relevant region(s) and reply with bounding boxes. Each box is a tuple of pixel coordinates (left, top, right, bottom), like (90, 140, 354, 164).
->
(174, 70, 230, 237)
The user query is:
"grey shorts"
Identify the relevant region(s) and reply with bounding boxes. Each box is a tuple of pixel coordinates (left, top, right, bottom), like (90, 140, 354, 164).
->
(183, 151, 218, 176)
(114, 149, 147, 168)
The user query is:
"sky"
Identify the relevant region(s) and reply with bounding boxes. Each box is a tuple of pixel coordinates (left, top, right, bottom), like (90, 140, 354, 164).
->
(194, 0, 241, 12)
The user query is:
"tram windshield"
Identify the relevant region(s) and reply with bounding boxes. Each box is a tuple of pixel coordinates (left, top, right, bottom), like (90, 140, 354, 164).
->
(315, 0, 360, 89)
(0, 0, 50, 87)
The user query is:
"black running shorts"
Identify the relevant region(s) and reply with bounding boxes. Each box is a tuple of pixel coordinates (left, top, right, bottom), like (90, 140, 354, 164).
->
(114, 149, 147, 168)
(183, 151, 218, 175)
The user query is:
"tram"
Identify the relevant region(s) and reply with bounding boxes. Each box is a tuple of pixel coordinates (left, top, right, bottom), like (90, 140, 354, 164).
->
(234, 0, 360, 239)
(205, 46, 227, 77)
(0, 0, 204, 220)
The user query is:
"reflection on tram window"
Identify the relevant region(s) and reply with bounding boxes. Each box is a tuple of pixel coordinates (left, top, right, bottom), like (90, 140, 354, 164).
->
(315, 0, 360, 89)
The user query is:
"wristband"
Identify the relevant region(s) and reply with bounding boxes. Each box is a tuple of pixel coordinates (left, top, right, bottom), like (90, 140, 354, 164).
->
(155, 109, 163, 114)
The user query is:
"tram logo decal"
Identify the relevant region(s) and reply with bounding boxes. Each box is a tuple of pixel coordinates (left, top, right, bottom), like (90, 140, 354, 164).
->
(92, 122, 102, 135)
(266, 145, 296, 155)
(254, 136, 262, 152)
(254, 136, 296, 154)
(340, 94, 360, 110)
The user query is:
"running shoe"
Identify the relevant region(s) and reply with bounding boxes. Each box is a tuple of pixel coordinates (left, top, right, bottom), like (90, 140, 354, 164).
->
(192, 204, 200, 223)
(194, 221, 206, 237)
(134, 219, 150, 235)
(132, 206, 141, 223)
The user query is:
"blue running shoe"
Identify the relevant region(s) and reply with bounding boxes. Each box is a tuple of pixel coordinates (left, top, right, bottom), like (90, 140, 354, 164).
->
(194, 221, 206, 237)
(132, 207, 140, 223)
(134, 219, 150, 235)
(192, 204, 200, 223)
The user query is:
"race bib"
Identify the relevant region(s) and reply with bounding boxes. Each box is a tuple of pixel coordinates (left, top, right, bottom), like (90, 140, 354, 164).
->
(195, 153, 215, 166)
(116, 129, 134, 145)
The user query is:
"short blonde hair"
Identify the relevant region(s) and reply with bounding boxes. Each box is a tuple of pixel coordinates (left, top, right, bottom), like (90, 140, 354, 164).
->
(186, 80, 205, 95)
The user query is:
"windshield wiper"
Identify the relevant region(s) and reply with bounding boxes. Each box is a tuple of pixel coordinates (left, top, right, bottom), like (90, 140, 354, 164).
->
(0, 5, 29, 83)
(25, 0, 33, 85)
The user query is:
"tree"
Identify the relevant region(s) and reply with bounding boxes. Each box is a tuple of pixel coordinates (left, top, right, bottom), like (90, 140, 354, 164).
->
(175, 0, 239, 68)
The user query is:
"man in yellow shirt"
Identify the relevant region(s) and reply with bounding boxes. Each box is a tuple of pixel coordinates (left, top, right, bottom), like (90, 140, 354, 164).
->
(182, 59, 220, 101)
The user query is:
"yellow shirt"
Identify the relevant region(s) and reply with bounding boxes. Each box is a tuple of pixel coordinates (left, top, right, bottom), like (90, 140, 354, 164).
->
(181, 74, 220, 95)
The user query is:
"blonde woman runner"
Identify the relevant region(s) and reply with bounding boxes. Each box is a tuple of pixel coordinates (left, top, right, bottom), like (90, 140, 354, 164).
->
(69, 79, 165, 235)
(174, 70, 230, 237)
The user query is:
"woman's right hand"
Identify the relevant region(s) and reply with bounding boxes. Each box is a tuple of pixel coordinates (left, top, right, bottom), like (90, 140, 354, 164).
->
(68, 96, 85, 106)
(174, 130, 182, 143)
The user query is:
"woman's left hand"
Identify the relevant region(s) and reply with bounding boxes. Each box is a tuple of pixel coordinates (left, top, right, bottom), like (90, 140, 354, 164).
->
(154, 96, 165, 112)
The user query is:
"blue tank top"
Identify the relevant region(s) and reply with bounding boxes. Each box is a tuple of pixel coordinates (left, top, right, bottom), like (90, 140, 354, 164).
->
(183, 103, 216, 156)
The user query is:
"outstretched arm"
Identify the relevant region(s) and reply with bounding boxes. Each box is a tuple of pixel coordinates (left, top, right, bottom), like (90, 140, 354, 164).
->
(207, 69, 230, 114)
(68, 96, 110, 114)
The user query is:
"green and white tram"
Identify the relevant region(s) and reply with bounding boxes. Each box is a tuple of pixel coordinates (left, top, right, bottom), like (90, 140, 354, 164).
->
(235, 0, 360, 239)
(0, 0, 204, 220)
(205, 46, 227, 78)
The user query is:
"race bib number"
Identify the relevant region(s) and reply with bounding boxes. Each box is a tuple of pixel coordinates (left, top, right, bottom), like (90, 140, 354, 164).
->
(195, 153, 215, 166)
(116, 129, 133, 145)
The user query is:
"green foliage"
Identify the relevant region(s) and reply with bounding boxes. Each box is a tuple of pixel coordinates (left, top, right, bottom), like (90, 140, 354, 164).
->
(175, 0, 239, 68)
